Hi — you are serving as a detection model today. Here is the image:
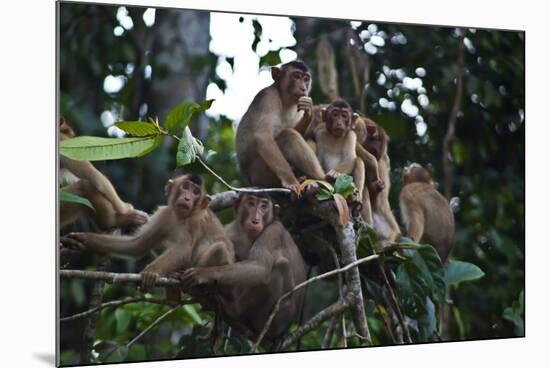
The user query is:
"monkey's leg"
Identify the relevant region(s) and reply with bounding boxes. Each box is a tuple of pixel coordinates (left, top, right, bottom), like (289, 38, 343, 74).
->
(360, 186, 374, 225)
(276, 128, 325, 180)
(246, 159, 283, 188)
(405, 209, 424, 243)
(194, 241, 234, 268)
(61, 180, 117, 229)
(351, 158, 365, 202)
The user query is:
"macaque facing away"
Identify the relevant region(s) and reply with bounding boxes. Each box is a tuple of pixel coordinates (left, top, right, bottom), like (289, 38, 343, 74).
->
(59, 117, 148, 230)
(236, 60, 325, 191)
(355, 118, 401, 241)
(399, 164, 455, 262)
(68, 174, 234, 290)
(306, 100, 365, 202)
(178, 193, 306, 341)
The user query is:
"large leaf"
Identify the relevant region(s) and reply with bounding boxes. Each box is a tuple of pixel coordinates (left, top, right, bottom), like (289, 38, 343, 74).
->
(503, 290, 524, 335)
(114, 121, 161, 137)
(61, 136, 156, 161)
(137, 135, 164, 157)
(165, 99, 214, 136)
(334, 174, 355, 198)
(395, 244, 446, 317)
(60, 191, 94, 211)
(445, 260, 485, 286)
(115, 309, 132, 335)
(176, 127, 204, 167)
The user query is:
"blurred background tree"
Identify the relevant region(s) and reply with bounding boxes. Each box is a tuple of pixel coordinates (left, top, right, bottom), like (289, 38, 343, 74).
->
(59, 2, 524, 365)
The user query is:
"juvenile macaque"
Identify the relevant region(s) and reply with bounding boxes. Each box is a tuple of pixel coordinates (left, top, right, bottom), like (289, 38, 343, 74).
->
(178, 193, 306, 340)
(236, 60, 325, 191)
(355, 118, 401, 241)
(306, 100, 365, 202)
(59, 117, 148, 230)
(399, 164, 455, 262)
(68, 174, 235, 290)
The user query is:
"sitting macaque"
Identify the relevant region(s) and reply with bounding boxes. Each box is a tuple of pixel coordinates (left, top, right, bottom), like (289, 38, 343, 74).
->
(177, 193, 306, 341)
(68, 174, 235, 290)
(305, 100, 365, 202)
(399, 164, 455, 262)
(236, 60, 325, 191)
(355, 118, 401, 241)
(59, 117, 148, 230)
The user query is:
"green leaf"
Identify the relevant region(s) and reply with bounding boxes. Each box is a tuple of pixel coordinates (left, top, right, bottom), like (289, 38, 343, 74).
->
(182, 304, 203, 325)
(115, 309, 132, 334)
(70, 280, 86, 307)
(60, 191, 94, 211)
(444, 260, 485, 286)
(333, 174, 355, 198)
(165, 99, 214, 136)
(176, 127, 204, 167)
(127, 344, 146, 361)
(503, 290, 524, 335)
(94, 341, 128, 363)
(137, 135, 164, 157)
(61, 136, 156, 161)
(114, 121, 161, 137)
(395, 244, 446, 317)
(357, 222, 379, 258)
(315, 188, 333, 201)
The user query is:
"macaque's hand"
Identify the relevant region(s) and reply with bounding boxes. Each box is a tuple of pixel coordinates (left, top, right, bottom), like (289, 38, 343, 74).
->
(140, 271, 160, 291)
(66, 232, 91, 249)
(116, 206, 149, 227)
(373, 179, 385, 192)
(178, 268, 211, 289)
(281, 179, 300, 194)
(325, 169, 341, 183)
(60, 235, 87, 250)
(297, 96, 313, 118)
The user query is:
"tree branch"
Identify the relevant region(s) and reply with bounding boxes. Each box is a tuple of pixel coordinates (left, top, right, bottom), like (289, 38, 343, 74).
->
(60, 296, 195, 322)
(249, 253, 379, 352)
(279, 296, 351, 350)
(60, 270, 181, 286)
(442, 30, 465, 200)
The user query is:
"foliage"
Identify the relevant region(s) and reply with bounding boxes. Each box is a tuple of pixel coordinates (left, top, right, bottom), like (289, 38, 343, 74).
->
(58, 2, 523, 365)
(59, 191, 94, 211)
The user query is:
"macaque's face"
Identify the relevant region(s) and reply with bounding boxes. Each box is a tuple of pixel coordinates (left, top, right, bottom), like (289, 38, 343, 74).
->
(274, 66, 312, 99)
(365, 124, 384, 160)
(326, 106, 352, 138)
(59, 117, 75, 140)
(167, 175, 207, 218)
(237, 194, 274, 240)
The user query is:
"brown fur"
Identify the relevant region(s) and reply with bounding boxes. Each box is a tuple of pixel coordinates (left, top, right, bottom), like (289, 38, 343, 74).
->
(68, 174, 234, 290)
(179, 193, 306, 340)
(400, 165, 455, 262)
(236, 61, 324, 190)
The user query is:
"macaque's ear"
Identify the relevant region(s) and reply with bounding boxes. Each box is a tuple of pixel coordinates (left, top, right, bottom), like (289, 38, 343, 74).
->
(321, 108, 328, 123)
(59, 116, 66, 126)
(351, 113, 359, 129)
(201, 194, 212, 210)
(271, 66, 282, 82)
(366, 124, 377, 136)
(164, 179, 174, 196)
(273, 203, 280, 220)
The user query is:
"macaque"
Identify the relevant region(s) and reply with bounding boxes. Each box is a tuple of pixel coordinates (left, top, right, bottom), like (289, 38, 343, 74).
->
(305, 100, 365, 202)
(59, 117, 148, 230)
(355, 118, 401, 241)
(399, 164, 455, 262)
(177, 193, 306, 341)
(236, 60, 325, 191)
(68, 174, 235, 290)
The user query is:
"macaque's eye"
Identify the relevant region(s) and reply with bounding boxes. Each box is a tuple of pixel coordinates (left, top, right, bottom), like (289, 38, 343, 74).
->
(193, 187, 201, 195)
(303, 75, 311, 83)
(261, 203, 268, 210)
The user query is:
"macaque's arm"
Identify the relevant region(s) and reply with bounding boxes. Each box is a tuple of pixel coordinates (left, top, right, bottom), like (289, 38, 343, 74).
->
(356, 144, 382, 182)
(61, 155, 129, 214)
(254, 126, 298, 187)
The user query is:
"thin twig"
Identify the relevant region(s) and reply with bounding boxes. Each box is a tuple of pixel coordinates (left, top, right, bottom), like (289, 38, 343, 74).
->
(378, 260, 412, 343)
(126, 305, 181, 349)
(321, 316, 338, 348)
(442, 29, 465, 200)
(60, 297, 194, 322)
(250, 253, 379, 352)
